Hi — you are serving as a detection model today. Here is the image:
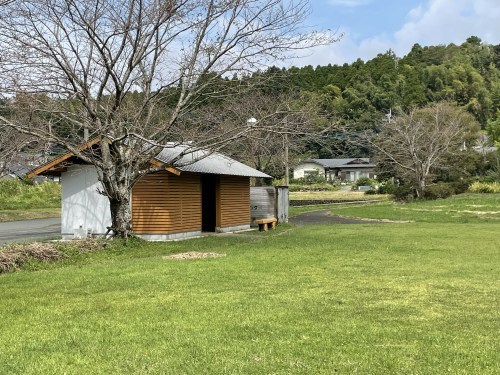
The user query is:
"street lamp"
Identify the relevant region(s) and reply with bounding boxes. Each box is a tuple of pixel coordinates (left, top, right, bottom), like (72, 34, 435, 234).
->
(247, 117, 257, 127)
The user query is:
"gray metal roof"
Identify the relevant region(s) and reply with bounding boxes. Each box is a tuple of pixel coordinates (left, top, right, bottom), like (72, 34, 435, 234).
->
(156, 145, 271, 178)
(303, 158, 375, 168)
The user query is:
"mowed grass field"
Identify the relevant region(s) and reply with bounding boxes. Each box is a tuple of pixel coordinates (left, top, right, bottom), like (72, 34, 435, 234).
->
(1, 194, 499, 374)
(292, 193, 500, 223)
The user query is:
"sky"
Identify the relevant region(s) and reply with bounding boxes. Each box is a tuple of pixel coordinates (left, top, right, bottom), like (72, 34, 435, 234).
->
(294, 0, 500, 66)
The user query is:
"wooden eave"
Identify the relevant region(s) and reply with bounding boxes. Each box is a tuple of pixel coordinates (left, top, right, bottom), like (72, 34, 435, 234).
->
(26, 137, 103, 178)
(149, 158, 182, 176)
(27, 136, 182, 178)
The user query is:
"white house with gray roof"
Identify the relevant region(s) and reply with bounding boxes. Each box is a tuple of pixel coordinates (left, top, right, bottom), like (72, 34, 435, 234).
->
(293, 158, 376, 182)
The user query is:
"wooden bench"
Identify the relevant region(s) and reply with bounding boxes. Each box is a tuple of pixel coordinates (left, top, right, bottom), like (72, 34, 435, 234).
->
(254, 218, 277, 232)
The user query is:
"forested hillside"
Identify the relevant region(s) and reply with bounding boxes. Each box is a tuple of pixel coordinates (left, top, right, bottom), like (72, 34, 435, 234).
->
(227, 37, 500, 182)
(272, 36, 499, 129)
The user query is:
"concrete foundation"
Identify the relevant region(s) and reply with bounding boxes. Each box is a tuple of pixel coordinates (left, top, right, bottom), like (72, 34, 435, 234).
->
(216, 224, 250, 233)
(136, 231, 203, 241)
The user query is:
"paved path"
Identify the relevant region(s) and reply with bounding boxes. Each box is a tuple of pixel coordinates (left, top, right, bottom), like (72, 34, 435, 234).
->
(0, 218, 61, 246)
(289, 210, 370, 226)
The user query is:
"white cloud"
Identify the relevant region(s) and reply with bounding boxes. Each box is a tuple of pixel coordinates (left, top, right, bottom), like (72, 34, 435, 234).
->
(392, 0, 500, 52)
(292, 0, 500, 67)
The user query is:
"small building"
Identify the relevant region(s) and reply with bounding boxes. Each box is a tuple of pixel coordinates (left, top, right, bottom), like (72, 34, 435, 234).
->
(293, 158, 376, 182)
(28, 142, 271, 240)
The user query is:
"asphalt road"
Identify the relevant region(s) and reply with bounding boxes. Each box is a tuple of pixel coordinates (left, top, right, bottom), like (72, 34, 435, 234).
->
(0, 217, 61, 246)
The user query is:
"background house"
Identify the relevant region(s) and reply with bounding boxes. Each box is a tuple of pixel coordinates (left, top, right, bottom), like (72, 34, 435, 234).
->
(29, 145, 271, 240)
(293, 158, 376, 182)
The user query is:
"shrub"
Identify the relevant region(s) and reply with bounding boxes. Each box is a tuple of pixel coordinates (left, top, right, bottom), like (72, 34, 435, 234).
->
(392, 184, 415, 201)
(468, 181, 500, 193)
(448, 179, 471, 195)
(377, 180, 397, 195)
(424, 183, 455, 200)
(476, 170, 500, 183)
(288, 183, 336, 192)
(354, 177, 377, 187)
(289, 171, 328, 185)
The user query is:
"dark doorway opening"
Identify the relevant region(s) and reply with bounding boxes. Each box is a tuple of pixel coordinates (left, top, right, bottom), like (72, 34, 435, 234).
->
(201, 174, 217, 232)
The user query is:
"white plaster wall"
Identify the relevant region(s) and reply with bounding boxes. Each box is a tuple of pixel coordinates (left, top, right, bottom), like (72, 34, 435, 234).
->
(61, 165, 111, 236)
(293, 163, 325, 179)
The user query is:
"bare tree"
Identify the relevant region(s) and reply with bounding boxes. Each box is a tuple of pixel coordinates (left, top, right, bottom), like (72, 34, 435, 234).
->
(200, 89, 332, 183)
(0, 0, 337, 236)
(369, 102, 480, 198)
(231, 92, 336, 184)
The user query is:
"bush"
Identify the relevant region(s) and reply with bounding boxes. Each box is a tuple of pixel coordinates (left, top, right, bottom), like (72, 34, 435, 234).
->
(377, 180, 397, 195)
(424, 183, 455, 200)
(448, 179, 471, 195)
(290, 171, 327, 185)
(288, 183, 336, 192)
(392, 185, 415, 202)
(468, 181, 500, 193)
(475, 170, 500, 183)
(354, 177, 377, 187)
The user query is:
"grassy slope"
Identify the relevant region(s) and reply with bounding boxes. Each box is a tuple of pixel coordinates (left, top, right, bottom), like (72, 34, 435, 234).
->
(0, 180, 61, 221)
(1, 195, 499, 374)
(0, 208, 61, 222)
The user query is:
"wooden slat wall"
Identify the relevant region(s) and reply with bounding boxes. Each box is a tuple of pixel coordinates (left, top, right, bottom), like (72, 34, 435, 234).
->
(250, 186, 275, 223)
(217, 176, 250, 228)
(132, 171, 201, 234)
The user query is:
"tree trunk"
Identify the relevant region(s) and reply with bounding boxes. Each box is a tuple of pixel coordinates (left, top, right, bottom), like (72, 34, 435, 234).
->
(98, 148, 135, 238)
(415, 176, 426, 198)
(109, 194, 132, 238)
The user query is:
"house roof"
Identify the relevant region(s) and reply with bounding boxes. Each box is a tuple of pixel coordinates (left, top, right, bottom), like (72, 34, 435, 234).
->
(27, 138, 271, 179)
(302, 158, 376, 169)
(472, 145, 498, 155)
(156, 145, 271, 178)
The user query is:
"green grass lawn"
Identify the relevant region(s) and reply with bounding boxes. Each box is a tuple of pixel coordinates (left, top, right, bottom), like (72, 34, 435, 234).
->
(1, 194, 499, 374)
(325, 193, 500, 223)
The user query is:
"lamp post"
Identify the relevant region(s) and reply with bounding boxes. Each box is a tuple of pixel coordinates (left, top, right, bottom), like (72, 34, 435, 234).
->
(247, 117, 257, 127)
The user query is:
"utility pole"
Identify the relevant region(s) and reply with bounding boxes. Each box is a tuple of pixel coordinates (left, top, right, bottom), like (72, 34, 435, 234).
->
(285, 133, 289, 185)
(284, 117, 289, 186)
